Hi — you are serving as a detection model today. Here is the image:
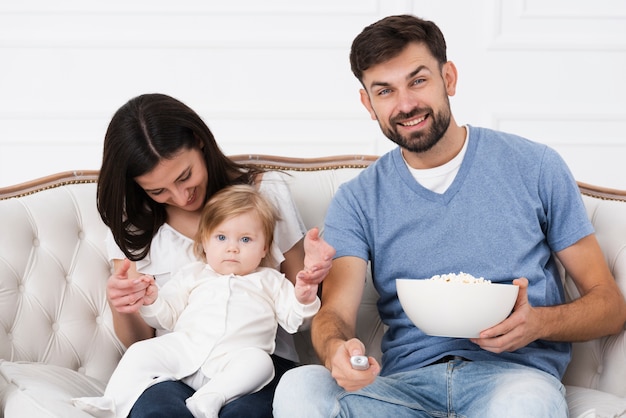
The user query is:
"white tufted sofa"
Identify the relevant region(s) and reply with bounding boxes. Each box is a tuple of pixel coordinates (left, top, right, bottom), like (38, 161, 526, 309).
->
(1, 155, 625, 418)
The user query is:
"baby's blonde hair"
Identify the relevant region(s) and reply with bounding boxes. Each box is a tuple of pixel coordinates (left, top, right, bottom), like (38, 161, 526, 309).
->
(193, 184, 280, 268)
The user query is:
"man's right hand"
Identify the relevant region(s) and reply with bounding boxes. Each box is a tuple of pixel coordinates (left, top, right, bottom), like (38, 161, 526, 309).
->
(329, 338, 380, 391)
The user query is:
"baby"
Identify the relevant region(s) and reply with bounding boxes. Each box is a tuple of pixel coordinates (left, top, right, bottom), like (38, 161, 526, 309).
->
(74, 184, 320, 418)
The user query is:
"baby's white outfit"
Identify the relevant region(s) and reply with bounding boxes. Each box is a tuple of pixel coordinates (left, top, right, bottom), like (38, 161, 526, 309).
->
(74, 262, 320, 418)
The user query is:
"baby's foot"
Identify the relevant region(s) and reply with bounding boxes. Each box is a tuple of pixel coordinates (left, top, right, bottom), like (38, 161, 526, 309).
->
(72, 396, 116, 418)
(185, 392, 225, 418)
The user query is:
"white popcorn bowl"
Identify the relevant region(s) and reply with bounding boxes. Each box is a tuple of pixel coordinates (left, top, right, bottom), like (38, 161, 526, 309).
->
(396, 278, 519, 338)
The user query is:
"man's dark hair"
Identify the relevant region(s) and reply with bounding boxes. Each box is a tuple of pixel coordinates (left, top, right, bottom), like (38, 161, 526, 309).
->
(350, 14, 448, 83)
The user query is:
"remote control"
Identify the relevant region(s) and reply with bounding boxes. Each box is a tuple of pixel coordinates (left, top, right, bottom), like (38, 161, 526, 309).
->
(350, 355, 369, 370)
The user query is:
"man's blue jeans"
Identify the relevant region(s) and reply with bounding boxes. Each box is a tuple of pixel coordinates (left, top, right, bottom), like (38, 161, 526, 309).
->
(273, 359, 567, 417)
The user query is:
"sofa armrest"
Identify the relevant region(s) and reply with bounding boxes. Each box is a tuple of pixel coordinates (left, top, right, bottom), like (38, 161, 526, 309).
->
(561, 184, 626, 398)
(0, 177, 124, 384)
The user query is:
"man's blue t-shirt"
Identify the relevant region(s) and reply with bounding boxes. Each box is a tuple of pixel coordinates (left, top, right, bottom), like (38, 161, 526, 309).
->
(324, 126, 593, 379)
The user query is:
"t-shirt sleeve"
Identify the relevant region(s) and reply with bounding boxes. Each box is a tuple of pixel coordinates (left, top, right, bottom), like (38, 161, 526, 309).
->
(104, 229, 125, 261)
(324, 181, 371, 262)
(539, 147, 594, 252)
(259, 171, 307, 268)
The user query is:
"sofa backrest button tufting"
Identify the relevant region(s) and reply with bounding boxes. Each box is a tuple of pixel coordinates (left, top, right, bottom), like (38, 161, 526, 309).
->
(52, 322, 59, 332)
(32, 238, 40, 247)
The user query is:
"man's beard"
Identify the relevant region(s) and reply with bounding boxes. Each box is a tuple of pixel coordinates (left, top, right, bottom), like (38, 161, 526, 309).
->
(381, 101, 452, 154)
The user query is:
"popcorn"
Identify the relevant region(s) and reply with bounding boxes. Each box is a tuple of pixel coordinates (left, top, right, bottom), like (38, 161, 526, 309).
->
(428, 272, 490, 284)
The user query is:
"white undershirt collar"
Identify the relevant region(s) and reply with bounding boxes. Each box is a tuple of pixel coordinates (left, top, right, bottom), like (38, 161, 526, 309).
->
(403, 125, 469, 194)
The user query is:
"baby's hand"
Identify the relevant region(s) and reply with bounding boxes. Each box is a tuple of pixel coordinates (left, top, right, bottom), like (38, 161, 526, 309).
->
(140, 275, 158, 306)
(294, 276, 318, 305)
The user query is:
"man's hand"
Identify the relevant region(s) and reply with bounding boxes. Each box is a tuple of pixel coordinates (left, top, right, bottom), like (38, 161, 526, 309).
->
(328, 338, 380, 392)
(470, 278, 541, 352)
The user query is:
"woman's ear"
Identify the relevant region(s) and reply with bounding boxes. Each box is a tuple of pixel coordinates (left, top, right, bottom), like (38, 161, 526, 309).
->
(359, 89, 378, 121)
(194, 133, 204, 149)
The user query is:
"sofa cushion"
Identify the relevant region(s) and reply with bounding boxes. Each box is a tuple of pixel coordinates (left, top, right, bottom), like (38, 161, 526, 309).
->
(566, 385, 626, 418)
(0, 361, 105, 418)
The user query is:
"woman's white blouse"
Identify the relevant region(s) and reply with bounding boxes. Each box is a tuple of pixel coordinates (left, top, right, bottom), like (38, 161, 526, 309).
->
(105, 171, 307, 361)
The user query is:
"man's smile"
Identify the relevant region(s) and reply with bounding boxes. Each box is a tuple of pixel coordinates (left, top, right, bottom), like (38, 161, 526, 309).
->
(399, 115, 427, 127)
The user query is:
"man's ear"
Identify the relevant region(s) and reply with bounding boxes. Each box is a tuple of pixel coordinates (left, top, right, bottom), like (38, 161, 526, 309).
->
(442, 61, 458, 97)
(359, 89, 378, 121)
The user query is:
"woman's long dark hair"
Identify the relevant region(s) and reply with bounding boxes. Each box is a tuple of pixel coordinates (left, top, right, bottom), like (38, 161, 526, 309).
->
(97, 93, 262, 261)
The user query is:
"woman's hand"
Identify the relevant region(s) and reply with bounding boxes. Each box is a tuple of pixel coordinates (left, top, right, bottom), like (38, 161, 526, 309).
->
(299, 227, 336, 284)
(107, 258, 152, 314)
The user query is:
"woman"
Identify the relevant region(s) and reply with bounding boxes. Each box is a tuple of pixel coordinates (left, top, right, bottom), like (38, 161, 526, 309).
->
(97, 93, 334, 418)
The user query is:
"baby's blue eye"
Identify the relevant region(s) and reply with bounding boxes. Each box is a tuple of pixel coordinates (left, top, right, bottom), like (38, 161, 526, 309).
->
(217, 234, 226, 241)
(241, 237, 251, 243)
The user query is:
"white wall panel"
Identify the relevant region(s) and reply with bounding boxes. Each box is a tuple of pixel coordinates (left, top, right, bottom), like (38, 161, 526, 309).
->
(0, 143, 102, 183)
(496, 114, 626, 188)
(490, 0, 626, 50)
(1, 0, 625, 189)
(0, 0, 380, 15)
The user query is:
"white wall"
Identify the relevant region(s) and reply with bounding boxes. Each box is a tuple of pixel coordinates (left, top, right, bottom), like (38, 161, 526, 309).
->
(1, 0, 625, 188)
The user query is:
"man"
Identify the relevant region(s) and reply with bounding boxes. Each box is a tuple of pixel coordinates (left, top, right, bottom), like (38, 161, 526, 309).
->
(273, 14, 626, 417)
